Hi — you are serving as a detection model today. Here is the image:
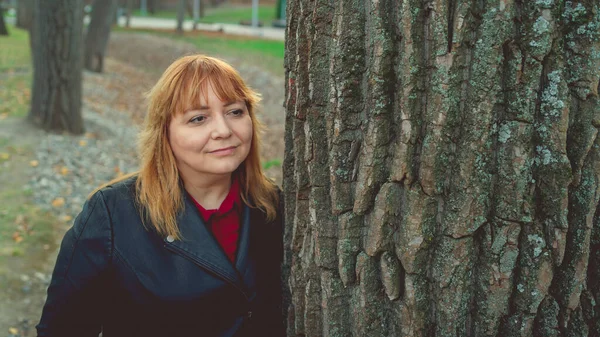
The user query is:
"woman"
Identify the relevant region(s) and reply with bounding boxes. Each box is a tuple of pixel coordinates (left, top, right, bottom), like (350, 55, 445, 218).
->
(36, 55, 285, 337)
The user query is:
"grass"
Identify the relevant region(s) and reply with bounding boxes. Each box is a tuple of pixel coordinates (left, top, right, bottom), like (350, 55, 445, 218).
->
(0, 74, 32, 118)
(132, 4, 277, 25)
(181, 31, 284, 60)
(0, 25, 61, 282)
(0, 25, 30, 71)
(0, 136, 62, 280)
(0, 25, 32, 118)
(0, 186, 60, 273)
(114, 27, 285, 75)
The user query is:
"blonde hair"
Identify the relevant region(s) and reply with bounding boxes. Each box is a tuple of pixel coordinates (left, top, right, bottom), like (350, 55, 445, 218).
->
(95, 55, 278, 239)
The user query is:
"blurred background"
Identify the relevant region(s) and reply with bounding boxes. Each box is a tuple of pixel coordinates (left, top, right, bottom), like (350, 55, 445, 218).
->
(0, 1, 285, 335)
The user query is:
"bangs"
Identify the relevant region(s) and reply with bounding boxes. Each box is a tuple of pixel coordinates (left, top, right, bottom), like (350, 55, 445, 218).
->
(170, 59, 252, 117)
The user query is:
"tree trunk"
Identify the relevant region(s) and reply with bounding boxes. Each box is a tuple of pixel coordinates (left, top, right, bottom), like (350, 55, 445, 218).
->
(283, 0, 600, 336)
(16, 0, 33, 29)
(147, 0, 156, 15)
(0, 7, 8, 36)
(125, 0, 133, 27)
(30, 0, 84, 134)
(17, 0, 34, 52)
(176, 0, 185, 35)
(186, 0, 193, 18)
(84, 0, 118, 73)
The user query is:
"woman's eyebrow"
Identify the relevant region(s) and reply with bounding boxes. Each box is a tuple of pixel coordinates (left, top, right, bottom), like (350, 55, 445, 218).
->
(188, 101, 240, 112)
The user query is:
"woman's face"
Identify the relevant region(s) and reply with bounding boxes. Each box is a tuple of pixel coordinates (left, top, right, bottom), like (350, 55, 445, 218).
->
(168, 82, 253, 181)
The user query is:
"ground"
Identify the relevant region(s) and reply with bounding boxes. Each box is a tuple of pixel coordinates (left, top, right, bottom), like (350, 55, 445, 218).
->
(0, 31, 285, 336)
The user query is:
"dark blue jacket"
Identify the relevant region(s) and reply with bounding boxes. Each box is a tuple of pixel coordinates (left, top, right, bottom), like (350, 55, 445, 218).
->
(36, 177, 285, 337)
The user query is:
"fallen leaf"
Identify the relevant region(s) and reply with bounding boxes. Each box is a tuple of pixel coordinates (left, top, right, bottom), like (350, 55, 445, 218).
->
(12, 232, 23, 243)
(43, 244, 50, 250)
(62, 215, 72, 222)
(0, 152, 10, 160)
(79, 140, 88, 147)
(52, 197, 65, 208)
(85, 132, 97, 139)
(8, 327, 18, 334)
(30, 160, 39, 167)
(60, 167, 70, 176)
(0, 113, 7, 120)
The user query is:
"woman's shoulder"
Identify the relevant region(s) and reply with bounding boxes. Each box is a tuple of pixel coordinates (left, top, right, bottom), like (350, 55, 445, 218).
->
(92, 174, 139, 205)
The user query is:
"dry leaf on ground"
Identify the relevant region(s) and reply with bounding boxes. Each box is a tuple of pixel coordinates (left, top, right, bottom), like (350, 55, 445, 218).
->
(52, 197, 65, 208)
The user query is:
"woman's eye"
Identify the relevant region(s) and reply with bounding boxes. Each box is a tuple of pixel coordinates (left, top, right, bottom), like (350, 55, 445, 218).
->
(229, 109, 244, 116)
(189, 115, 206, 123)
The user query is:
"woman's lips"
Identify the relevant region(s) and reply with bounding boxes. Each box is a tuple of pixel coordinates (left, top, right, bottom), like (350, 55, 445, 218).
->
(209, 146, 236, 156)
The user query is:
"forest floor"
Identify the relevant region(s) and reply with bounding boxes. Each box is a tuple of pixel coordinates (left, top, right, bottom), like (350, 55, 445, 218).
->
(0, 30, 285, 337)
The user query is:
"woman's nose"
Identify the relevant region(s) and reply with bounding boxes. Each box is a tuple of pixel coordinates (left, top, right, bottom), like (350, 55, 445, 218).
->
(211, 115, 232, 139)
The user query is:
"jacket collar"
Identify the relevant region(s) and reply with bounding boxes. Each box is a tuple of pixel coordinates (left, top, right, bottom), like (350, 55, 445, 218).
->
(163, 190, 252, 288)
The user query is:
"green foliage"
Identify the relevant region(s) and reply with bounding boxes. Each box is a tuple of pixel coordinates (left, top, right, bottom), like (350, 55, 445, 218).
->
(132, 5, 276, 24)
(263, 159, 282, 170)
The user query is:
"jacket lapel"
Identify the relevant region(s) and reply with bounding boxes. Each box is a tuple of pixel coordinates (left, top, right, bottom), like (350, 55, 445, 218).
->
(235, 206, 251, 270)
(163, 191, 242, 288)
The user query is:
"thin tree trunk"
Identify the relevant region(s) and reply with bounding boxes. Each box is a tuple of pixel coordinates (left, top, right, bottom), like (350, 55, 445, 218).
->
(30, 0, 84, 134)
(147, 0, 156, 15)
(191, 0, 202, 30)
(0, 7, 8, 36)
(125, 0, 133, 27)
(84, 0, 118, 73)
(283, 0, 600, 336)
(176, 0, 185, 35)
(186, 0, 193, 18)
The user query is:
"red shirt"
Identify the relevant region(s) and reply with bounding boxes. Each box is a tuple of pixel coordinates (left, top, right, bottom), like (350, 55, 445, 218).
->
(191, 178, 241, 263)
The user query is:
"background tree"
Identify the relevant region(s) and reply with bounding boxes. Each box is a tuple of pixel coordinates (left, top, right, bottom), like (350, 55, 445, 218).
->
(84, 0, 119, 72)
(30, 0, 84, 134)
(283, 0, 600, 336)
(187, 0, 204, 30)
(125, 0, 134, 27)
(148, 0, 157, 15)
(0, 6, 8, 36)
(16, 0, 34, 51)
(176, 0, 185, 34)
(16, 0, 33, 29)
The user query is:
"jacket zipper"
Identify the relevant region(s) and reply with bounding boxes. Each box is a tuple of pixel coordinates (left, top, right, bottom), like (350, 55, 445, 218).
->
(164, 243, 250, 303)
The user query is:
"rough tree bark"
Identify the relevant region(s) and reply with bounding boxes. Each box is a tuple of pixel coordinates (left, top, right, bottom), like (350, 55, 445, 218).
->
(283, 0, 600, 336)
(84, 0, 118, 73)
(30, 0, 84, 134)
